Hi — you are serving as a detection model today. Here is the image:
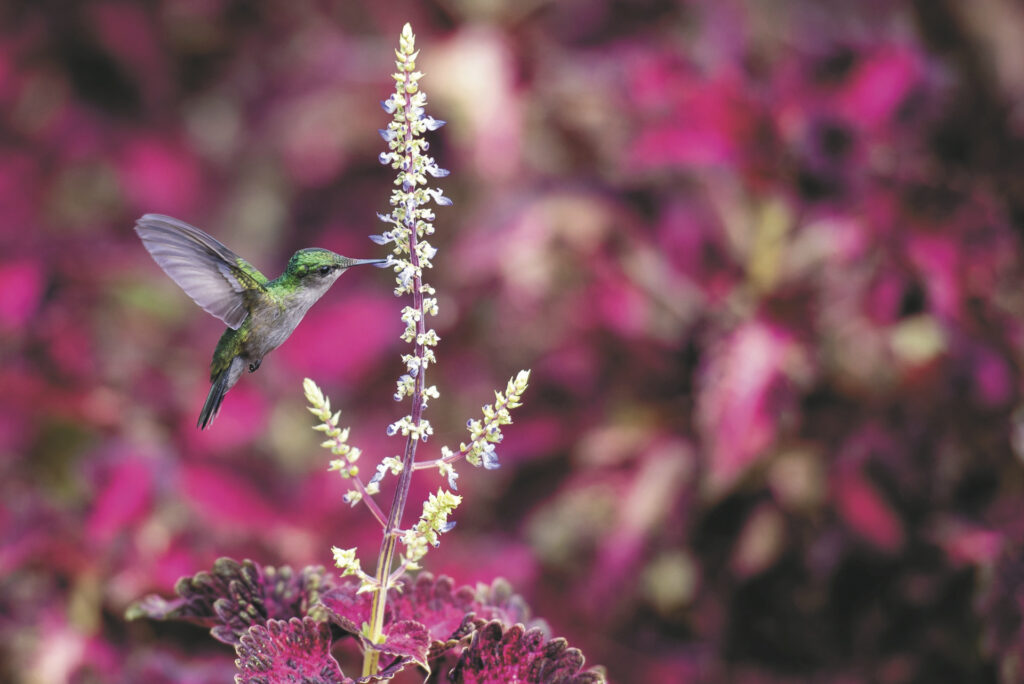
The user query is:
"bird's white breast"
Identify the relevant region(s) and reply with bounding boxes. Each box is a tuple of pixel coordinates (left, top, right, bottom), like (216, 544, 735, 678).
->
(249, 274, 342, 357)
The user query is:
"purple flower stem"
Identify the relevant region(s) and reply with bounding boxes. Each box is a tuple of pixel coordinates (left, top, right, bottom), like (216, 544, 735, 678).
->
(353, 478, 387, 528)
(362, 64, 428, 678)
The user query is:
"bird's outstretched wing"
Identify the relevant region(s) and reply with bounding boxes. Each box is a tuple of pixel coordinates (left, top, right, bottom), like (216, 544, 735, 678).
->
(135, 214, 269, 330)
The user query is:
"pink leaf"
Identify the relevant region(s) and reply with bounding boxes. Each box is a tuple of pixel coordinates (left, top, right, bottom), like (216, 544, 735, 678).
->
(972, 346, 1013, 407)
(450, 622, 604, 684)
(127, 558, 334, 646)
(321, 573, 537, 664)
(234, 618, 352, 684)
(179, 464, 282, 532)
(0, 259, 43, 329)
(279, 295, 395, 383)
(119, 137, 202, 213)
(940, 523, 1002, 566)
(593, 280, 650, 338)
(834, 469, 905, 552)
(319, 582, 374, 636)
(86, 458, 153, 544)
(907, 233, 960, 321)
(373, 619, 431, 669)
(182, 383, 269, 450)
(698, 321, 798, 492)
(838, 46, 924, 131)
(628, 64, 755, 171)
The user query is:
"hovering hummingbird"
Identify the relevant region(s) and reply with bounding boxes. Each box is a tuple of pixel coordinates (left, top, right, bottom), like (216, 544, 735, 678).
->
(135, 214, 387, 429)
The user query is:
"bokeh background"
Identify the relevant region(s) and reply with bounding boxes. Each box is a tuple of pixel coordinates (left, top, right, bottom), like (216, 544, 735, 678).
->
(7, 0, 1024, 681)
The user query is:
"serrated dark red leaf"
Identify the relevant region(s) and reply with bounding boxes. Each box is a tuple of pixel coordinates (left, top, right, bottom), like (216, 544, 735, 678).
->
(320, 572, 541, 664)
(127, 557, 335, 644)
(449, 621, 605, 684)
(234, 617, 353, 684)
(373, 618, 431, 668)
(318, 579, 374, 636)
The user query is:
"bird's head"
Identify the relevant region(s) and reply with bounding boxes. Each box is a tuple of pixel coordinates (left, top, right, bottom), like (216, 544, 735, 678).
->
(286, 248, 388, 287)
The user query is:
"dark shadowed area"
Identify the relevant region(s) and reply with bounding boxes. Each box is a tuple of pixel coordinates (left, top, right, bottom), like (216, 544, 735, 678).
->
(5, 0, 1024, 681)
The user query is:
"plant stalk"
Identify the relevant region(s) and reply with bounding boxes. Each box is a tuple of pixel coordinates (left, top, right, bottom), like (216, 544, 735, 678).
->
(362, 64, 427, 677)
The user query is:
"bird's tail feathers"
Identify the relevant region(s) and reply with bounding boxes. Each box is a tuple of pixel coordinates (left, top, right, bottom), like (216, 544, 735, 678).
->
(198, 367, 231, 429)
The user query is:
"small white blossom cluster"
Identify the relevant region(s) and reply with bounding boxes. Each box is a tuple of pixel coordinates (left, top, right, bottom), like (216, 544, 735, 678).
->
(386, 415, 434, 441)
(393, 373, 440, 404)
(401, 489, 462, 569)
(331, 546, 360, 577)
(304, 377, 377, 506)
(331, 546, 373, 588)
(441, 370, 531, 473)
(370, 455, 404, 487)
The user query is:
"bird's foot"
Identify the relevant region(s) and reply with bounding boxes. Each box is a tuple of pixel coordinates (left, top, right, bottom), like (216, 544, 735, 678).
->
(249, 359, 262, 373)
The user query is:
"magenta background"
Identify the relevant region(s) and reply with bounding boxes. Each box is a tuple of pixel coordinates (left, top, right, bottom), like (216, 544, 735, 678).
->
(5, 1, 1024, 682)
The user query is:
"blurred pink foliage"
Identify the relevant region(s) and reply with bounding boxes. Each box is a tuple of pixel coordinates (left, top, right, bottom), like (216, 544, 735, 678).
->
(118, 137, 203, 214)
(279, 294, 396, 382)
(6, 0, 1024, 682)
(0, 259, 43, 328)
(698, 320, 797, 492)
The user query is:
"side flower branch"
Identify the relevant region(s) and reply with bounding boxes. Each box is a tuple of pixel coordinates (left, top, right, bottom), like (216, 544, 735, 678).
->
(303, 378, 386, 526)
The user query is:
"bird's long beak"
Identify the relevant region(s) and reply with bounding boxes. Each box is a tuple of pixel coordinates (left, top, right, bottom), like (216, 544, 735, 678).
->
(347, 258, 390, 268)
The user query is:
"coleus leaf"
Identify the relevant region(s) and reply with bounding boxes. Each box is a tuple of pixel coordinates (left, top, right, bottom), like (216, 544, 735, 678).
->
(471, 576, 539, 629)
(368, 618, 432, 671)
(318, 573, 541, 663)
(126, 557, 334, 644)
(386, 574, 484, 661)
(317, 584, 431, 671)
(317, 576, 372, 636)
(448, 621, 606, 683)
(234, 617, 353, 684)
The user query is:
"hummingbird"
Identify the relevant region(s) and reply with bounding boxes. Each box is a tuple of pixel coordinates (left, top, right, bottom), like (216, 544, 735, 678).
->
(135, 214, 387, 429)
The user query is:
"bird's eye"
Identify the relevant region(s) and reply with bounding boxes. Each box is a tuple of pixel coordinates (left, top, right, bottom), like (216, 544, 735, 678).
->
(319, 265, 332, 276)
